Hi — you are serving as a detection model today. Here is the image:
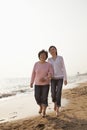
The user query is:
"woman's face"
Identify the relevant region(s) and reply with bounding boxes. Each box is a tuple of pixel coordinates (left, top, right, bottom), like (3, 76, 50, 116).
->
(39, 52, 47, 62)
(49, 47, 57, 56)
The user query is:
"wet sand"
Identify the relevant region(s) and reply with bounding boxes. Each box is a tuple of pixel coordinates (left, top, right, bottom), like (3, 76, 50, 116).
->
(0, 92, 67, 123)
(0, 82, 87, 130)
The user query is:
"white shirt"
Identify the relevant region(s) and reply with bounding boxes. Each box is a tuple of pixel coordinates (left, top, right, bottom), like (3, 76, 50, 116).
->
(48, 55, 67, 80)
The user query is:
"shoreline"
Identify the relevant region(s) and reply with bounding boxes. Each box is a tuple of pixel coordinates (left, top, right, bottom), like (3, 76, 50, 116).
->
(0, 82, 87, 130)
(0, 90, 68, 123)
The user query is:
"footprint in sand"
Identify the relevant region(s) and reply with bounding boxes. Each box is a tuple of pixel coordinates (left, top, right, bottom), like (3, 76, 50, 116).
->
(36, 124, 45, 129)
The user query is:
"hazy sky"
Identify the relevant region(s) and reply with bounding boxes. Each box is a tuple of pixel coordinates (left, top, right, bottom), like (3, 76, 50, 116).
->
(0, 0, 87, 78)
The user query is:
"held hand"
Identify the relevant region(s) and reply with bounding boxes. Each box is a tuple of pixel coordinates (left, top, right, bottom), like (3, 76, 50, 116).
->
(47, 73, 52, 80)
(47, 75, 52, 80)
(64, 80, 67, 85)
(39, 78, 46, 82)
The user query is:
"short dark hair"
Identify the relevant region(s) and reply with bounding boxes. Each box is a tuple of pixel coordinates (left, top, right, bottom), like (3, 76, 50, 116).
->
(38, 49, 48, 60)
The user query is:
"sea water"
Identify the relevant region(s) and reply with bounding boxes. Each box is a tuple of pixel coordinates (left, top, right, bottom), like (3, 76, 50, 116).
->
(0, 74, 87, 123)
(0, 74, 87, 99)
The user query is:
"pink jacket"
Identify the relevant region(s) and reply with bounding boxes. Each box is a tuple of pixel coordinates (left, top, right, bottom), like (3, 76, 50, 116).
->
(30, 61, 54, 85)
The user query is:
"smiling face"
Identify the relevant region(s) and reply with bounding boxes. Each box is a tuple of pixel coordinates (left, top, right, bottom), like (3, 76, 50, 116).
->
(49, 46, 57, 56)
(39, 52, 47, 62)
(38, 50, 48, 62)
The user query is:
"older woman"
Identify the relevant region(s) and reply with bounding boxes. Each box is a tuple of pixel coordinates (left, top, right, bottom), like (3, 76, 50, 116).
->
(30, 49, 54, 117)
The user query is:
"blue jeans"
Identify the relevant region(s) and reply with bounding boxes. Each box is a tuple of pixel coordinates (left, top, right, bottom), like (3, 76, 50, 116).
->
(34, 84, 49, 107)
(51, 79, 63, 107)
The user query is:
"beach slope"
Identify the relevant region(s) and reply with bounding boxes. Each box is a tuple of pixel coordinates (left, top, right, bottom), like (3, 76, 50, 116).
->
(0, 82, 87, 130)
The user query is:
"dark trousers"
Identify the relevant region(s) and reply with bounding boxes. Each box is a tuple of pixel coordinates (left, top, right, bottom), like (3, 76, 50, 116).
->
(34, 85, 49, 107)
(51, 79, 63, 107)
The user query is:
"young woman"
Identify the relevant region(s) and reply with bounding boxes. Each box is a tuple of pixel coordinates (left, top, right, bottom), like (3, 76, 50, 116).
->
(48, 45, 67, 116)
(30, 49, 54, 117)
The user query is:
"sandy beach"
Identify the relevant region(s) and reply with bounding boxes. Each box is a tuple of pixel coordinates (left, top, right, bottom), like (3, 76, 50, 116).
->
(0, 82, 87, 130)
(0, 91, 67, 123)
